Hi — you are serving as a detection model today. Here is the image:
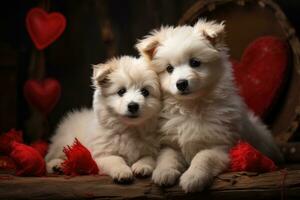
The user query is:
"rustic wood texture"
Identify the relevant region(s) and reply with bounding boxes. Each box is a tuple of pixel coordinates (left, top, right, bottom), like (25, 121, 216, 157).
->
(0, 169, 299, 200)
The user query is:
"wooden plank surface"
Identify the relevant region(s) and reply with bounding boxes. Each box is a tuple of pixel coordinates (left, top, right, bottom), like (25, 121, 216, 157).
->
(0, 169, 299, 200)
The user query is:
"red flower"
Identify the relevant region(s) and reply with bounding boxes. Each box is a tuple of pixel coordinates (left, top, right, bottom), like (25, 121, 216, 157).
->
(230, 140, 277, 172)
(62, 138, 99, 176)
(0, 129, 23, 155)
(10, 142, 46, 176)
(31, 140, 49, 158)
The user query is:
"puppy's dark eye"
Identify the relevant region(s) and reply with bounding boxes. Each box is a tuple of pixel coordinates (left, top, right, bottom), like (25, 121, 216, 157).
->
(117, 88, 126, 96)
(141, 88, 149, 97)
(189, 58, 201, 68)
(166, 64, 174, 73)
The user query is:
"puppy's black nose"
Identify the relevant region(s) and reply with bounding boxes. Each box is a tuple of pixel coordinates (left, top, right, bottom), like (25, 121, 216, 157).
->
(128, 102, 139, 113)
(176, 79, 189, 91)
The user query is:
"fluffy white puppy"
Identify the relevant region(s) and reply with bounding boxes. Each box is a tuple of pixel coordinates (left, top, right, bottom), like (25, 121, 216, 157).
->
(45, 56, 161, 183)
(136, 19, 283, 192)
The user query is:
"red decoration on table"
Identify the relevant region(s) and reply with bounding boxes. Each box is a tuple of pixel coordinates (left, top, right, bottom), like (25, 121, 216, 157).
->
(23, 78, 61, 115)
(26, 7, 66, 50)
(31, 140, 49, 158)
(61, 138, 99, 176)
(0, 129, 23, 155)
(0, 156, 16, 170)
(229, 140, 277, 172)
(10, 142, 46, 176)
(232, 36, 288, 117)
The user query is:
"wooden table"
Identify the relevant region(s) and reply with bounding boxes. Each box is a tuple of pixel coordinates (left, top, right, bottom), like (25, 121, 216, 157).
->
(0, 166, 300, 200)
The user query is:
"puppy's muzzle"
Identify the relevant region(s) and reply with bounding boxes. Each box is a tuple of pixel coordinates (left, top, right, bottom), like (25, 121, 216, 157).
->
(128, 102, 139, 115)
(176, 79, 189, 92)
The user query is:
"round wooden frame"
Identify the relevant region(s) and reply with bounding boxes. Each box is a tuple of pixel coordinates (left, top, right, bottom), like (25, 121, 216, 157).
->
(179, 0, 300, 143)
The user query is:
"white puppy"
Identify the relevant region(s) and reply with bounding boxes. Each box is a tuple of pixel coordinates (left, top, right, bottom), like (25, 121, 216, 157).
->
(45, 56, 161, 183)
(136, 20, 283, 192)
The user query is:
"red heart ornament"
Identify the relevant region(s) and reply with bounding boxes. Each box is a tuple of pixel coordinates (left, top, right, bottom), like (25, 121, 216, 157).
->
(24, 78, 61, 115)
(232, 36, 288, 117)
(26, 8, 66, 50)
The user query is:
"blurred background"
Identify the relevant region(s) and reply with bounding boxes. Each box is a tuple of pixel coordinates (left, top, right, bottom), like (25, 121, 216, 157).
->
(0, 0, 299, 141)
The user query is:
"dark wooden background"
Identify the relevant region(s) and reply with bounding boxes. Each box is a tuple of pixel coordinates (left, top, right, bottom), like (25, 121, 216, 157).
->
(0, 0, 300, 141)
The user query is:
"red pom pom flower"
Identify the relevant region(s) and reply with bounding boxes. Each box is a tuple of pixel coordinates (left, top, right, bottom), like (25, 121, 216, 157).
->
(31, 140, 49, 157)
(0, 129, 23, 155)
(62, 138, 99, 176)
(10, 142, 46, 176)
(229, 140, 277, 172)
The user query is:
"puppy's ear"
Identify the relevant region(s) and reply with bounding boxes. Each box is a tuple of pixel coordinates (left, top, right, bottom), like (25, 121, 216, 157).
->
(194, 19, 225, 47)
(92, 63, 111, 86)
(135, 35, 160, 60)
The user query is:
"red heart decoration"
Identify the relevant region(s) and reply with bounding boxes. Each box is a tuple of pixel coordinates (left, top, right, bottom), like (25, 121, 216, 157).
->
(232, 36, 288, 117)
(24, 78, 61, 115)
(26, 8, 66, 50)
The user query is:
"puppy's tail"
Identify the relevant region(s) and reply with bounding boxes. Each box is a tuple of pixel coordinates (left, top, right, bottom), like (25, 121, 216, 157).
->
(240, 111, 284, 163)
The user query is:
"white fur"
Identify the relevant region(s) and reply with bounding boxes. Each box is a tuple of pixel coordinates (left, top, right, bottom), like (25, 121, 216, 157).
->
(46, 56, 161, 182)
(136, 19, 283, 192)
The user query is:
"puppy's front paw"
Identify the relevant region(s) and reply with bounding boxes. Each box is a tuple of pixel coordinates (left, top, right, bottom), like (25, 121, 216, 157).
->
(180, 170, 211, 193)
(152, 167, 181, 186)
(47, 159, 64, 174)
(131, 162, 153, 178)
(111, 166, 133, 184)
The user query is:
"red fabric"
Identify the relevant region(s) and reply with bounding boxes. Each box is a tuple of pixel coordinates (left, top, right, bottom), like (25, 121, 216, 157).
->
(230, 141, 277, 172)
(10, 142, 46, 176)
(62, 138, 99, 176)
(31, 140, 49, 158)
(0, 156, 16, 170)
(26, 8, 66, 50)
(23, 78, 61, 115)
(232, 36, 288, 117)
(0, 129, 23, 155)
